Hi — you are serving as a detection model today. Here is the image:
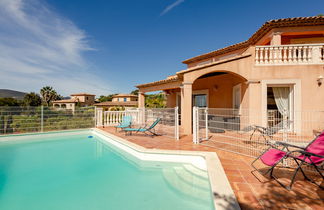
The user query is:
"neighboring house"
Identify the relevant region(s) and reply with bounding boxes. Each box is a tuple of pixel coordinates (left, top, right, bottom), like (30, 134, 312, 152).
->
(136, 16, 324, 135)
(94, 94, 138, 110)
(52, 93, 96, 111)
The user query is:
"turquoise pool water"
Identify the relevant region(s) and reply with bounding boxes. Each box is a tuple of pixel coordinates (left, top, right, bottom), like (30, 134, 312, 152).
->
(0, 131, 214, 210)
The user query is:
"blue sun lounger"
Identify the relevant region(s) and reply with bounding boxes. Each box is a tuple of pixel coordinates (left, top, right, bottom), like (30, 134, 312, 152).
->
(115, 116, 132, 132)
(123, 118, 161, 137)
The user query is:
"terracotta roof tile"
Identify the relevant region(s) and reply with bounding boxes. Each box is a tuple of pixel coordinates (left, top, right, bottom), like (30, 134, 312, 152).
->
(52, 98, 79, 103)
(136, 75, 180, 88)
(70, 93, 95, 96)
(94, 101, 138, 106)
(182, 16, 324, 64)
(114, 94, 138, 97)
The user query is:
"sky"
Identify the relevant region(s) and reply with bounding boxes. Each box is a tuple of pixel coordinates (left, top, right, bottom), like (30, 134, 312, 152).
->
(0, 0, 323, 97)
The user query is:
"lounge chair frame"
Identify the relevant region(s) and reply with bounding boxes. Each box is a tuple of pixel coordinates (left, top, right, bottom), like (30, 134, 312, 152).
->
(252, 133, 324, 190)
(249, 120, 292, 144)
(124, 118, 161, 137)
(115, 116, 132, 132)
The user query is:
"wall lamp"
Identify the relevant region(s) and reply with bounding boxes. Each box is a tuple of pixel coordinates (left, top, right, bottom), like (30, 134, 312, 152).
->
(317, 75, 323, 86)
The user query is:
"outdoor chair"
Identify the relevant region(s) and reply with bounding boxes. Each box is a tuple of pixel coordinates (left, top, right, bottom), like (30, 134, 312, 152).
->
(115, 116, 132, 132)
(251, 131, 324, 190)
(249, 120, 292, 145)
(123, 118, 161, 137)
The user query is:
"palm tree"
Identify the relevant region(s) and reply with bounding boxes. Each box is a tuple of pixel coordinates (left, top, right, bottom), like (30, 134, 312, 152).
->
(40, 86, 58, 106)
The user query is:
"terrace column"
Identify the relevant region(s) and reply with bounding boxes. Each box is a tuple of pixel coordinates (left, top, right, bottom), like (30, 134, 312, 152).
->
(138, 92, 145, 108)
(270, 32, 282, 45)
(181, 82, 193, 135)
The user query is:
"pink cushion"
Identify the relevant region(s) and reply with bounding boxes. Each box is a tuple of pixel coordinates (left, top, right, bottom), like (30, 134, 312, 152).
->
(297, 132, 324, 165)
(260, 148, 286, 166)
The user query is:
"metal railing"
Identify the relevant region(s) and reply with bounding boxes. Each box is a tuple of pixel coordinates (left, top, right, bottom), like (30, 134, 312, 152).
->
(0, 106, 95, 135)
(96, 107, 179, 140)
(193, 107, 324, 158)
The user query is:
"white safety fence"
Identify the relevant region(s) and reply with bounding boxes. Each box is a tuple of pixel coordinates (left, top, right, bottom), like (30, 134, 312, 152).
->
(96, 107, 179, 140)
(0, 106, 95, 135)
(193, 107, 324, 158)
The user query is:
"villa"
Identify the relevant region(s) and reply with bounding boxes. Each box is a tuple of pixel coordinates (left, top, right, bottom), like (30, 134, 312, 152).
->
(52, 93, 96, 111)
(1, 16, 324, 210)
(136, 16, 324, 135)
(94, 93, 138, 110)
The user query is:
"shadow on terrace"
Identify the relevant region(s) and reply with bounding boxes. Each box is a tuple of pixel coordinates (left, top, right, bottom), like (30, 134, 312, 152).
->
(98, 124, 324, 210)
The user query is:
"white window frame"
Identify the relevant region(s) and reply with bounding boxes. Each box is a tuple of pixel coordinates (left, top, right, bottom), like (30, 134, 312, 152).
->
(261, 79, 301, 133)
(232, 84, 241, 109)
(192, 89, 209, 107)
(176, 89, 209, 107)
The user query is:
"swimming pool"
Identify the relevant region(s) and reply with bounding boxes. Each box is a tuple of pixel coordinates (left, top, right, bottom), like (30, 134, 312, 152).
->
(0, 130, 220, 210)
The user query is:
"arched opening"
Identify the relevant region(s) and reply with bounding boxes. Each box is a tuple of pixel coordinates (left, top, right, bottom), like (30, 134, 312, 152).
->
(54, 104, 60, 108)
(189, 71, 248, 133)
(61, 104, 67, 109)
(191, 71, 247, 109)
(178, 70, 248, 135)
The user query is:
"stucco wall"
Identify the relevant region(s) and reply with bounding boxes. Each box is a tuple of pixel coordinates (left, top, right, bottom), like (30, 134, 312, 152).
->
(193, 74, 245, 108)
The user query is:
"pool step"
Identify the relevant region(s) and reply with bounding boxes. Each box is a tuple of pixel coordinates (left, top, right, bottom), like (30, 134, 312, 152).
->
(183, 164, 208, 179)
(173, 166, 210, 190)
(162, 166, 211, 201)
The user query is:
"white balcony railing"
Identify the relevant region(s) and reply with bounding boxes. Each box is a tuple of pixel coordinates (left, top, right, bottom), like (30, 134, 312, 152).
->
(255, 43, 324, 65)
(102, 110, 140, 126)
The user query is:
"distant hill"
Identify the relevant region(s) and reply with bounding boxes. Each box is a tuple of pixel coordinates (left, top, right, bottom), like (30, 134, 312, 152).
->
(0, 89, 27, 100)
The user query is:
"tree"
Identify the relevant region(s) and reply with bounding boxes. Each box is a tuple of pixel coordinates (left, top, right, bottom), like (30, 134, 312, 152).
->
(40, 86, 58, 106)
(145, 93, 166, 108)
(130, 89, 139, 95)
(98, 94, 116, 102)
(56, 94, 64, 100)
(23, 92, 42, 106)
(0, 98, 21, 106)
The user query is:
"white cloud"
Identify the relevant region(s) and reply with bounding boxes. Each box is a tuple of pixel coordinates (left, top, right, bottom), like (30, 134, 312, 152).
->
(160, 0, 185, 16)
(0, 0, 111, 96)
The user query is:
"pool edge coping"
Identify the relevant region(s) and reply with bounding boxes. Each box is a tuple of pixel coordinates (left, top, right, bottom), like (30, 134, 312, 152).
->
(93, 128, 241, 210)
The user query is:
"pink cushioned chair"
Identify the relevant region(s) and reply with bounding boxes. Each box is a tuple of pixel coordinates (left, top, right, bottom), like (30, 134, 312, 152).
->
(251, 131, 324, 190)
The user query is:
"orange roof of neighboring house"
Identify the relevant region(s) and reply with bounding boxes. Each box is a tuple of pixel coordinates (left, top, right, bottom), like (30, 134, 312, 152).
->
(182, 16, 324, 64)
(94, 101, 138, 106)
(136, 75, 180, 88)
(52, 98, 79, 103)
(113, 94, 138, 98)
(70, 93, 95, 96)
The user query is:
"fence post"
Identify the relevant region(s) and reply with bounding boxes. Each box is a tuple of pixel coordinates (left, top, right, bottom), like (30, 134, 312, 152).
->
(41, 105, 44, 132)
(283, 109, 288, 142)
(205, 107, 208, 140)
(193, 107, 198, 144)
(94, 106, 97, 127)
(139, 107, 145, 125)
(175, 107, 179, 140)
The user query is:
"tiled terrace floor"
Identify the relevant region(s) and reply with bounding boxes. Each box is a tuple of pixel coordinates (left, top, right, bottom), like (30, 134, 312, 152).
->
(99, 127, 324, 210)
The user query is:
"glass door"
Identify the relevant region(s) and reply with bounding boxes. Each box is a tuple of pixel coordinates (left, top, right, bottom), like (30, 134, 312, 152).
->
(193, 94, 207, 107)
(267, 86, 293, 128)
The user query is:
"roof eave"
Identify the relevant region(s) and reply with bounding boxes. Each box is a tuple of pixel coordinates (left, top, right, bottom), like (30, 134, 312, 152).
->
(182, 16, 324, 64)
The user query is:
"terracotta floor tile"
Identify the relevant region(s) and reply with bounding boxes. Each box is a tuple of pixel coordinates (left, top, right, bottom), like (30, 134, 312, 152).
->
(232, 182, 253, 192)
(99, 127, 324, 210)
(227, 175, 246, 183)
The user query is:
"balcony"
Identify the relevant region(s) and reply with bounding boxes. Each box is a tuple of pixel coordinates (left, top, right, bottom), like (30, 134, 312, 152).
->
(255, 43, 324, 65)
